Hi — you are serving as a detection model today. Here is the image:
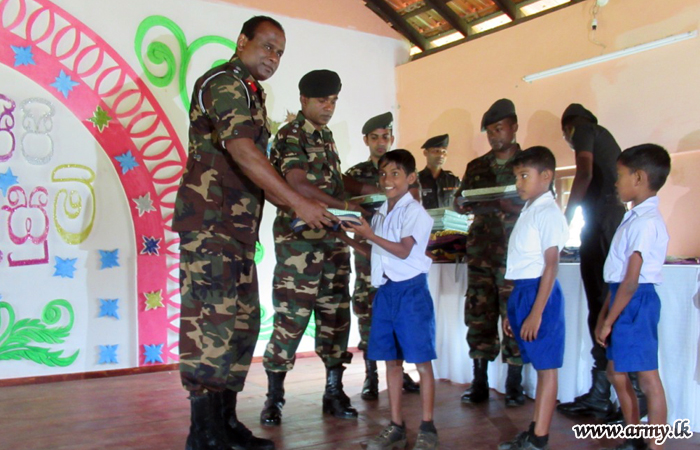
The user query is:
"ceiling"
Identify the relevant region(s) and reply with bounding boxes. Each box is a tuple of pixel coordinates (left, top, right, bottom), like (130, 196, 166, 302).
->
(363, 0, 587, 59)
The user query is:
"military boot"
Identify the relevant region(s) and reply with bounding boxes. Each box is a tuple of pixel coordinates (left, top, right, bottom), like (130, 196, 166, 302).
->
(505, 363, 525, 407)
(361, 355, 379, 400)
(260, 371, 286, 426)
(461, 358, 489, 404)
(220, 390, 275, 450)
(402, 370, 420, 393)
(185, 392, 226, 450)
(322, 365, 358, 418)
(557, 369, 615, 418)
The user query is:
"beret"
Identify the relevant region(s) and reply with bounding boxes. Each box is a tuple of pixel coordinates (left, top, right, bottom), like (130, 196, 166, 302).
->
(422, 134, 449, 149)
(362, 112, 393, 135)
(298, 69, 342, 98)
(481, 98, 517, 131)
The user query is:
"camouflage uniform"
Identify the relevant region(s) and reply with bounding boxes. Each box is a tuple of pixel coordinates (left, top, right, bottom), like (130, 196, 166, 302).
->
(458, 148, 524, 364)
(172, 56, 269, 393)
(418, 167, 461, 210)
(263, 112, 353, 372)
(344, 160, 380, 351)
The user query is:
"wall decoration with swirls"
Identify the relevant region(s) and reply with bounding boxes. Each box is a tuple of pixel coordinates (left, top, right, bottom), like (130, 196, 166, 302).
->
(1, 0, 187, 365)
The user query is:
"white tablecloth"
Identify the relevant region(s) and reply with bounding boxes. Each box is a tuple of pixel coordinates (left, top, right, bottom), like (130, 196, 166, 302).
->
(428, 262, 700, 431)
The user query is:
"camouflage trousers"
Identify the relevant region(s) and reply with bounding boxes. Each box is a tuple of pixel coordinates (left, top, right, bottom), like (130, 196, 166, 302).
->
(351, 247, 376, 352)
(178, 232, 260, 393)
(263, 238, 353, 372)
(465, 254, 522, 365)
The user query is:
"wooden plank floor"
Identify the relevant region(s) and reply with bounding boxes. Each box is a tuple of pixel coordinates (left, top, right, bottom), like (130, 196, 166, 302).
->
(1, 357, 697, 450)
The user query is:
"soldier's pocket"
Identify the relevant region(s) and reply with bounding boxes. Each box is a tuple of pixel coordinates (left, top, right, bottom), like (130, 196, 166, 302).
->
(186, 240, 228, 306)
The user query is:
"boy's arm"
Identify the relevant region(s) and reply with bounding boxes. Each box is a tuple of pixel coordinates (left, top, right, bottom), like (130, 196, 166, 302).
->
(520, 246, 559, 342)
(595, 290, 612, 347)
(344, 217, 415, 260)
(596, 251, 643, 347)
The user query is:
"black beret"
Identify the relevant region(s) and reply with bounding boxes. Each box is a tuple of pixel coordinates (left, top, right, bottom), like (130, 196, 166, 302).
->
(298, 70, 342, 98)
(422, 134, 449, 149)
(481, 98, 517, 131)
(561, 103, 598, 126)
(362, 112, 393, 135)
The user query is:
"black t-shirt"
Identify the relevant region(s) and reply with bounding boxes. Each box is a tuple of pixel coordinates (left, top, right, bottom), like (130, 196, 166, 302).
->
(571, 122, 621, 212)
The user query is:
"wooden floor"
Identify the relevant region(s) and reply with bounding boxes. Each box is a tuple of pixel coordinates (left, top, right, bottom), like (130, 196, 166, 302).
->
(1, 357, 697, 450)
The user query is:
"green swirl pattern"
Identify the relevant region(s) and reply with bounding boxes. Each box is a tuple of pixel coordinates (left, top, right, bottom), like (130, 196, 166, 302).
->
(0, 299, 79, 367)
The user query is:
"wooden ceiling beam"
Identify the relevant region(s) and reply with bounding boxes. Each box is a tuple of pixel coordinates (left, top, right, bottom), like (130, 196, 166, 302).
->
(423, 0, 471, 37)
(491, 0, 519, 20)
(364, 0, 430, 50)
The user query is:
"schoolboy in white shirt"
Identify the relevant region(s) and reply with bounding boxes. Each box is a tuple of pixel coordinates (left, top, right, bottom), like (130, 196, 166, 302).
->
(500, 146, 569, 450)
(596, 144, 671, 450)
(337, 149, 438, 450)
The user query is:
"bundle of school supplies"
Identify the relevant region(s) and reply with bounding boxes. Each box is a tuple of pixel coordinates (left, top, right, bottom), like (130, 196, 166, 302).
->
(349, 193, 386, 213)
(425, 208, 472, 263)
(290, 208, 362, 233)
(456, 185, 518, 205)
(427, 207, 471, 234)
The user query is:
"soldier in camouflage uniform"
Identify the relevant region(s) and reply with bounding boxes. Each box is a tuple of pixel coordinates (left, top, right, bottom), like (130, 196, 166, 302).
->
(261, 70, 374, 426)
(454, 99, 526, 407)
(344, 112, 421, 401)
(172, 17, 332, 450)
(418, 134, 461, 210)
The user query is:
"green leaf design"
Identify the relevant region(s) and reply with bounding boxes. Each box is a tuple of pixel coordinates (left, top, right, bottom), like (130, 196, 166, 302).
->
(0, 300, 79, 367)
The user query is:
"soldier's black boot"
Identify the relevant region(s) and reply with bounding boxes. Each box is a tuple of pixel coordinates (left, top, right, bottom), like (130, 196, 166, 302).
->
(557, 369, 615, 418)
(504, 363, 525, 407)
(185, 392, 226, 450)
(604, 372, 649, 424)
(260, 371, 286, 426)
(361, 354, 379, 400)
(402, 370, 420, 393)
(461, 358, 489, 404)
(322, 365, 358, 419)
(221, 390, 275, 450)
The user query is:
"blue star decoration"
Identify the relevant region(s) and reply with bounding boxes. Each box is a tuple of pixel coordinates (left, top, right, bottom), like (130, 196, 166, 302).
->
(115, 150, 139, 174)
(50, 70, 79, 99)
(98, 298, 120, 319)
(98, 345, 119, 364)
(53, 257, 77, 278)
(0, 168, 19, 196)
(141, 236, 161, 256)
(11, 45, 35, 67)
(99, 249, 120, 269)
(143, 344, 164, 364)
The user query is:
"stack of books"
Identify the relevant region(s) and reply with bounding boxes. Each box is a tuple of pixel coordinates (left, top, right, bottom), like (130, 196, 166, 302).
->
(291, 208, 362, 233)
(349, 193, 386, 213)
(456, 185, 517, 205)
(427, 207, 471, 234)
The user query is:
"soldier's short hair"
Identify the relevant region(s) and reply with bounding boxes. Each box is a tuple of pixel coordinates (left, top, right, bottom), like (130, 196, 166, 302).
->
(379, 149, 416, 175)
(618, 144, 671, 191)
(240, 16, 284, 40)
(512, 146, 556, 174)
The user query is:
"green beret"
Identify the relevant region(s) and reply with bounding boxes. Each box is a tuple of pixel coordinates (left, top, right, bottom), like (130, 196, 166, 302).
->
(422, 134, 449, 149)
(362, 112, 393, 135)
(481, 98, 517, 131)
(298, 70, 342, 98)
(561, 103, 598, 126)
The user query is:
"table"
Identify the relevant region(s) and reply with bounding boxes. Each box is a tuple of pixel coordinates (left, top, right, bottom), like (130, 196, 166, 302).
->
(428, 262, 700, 431)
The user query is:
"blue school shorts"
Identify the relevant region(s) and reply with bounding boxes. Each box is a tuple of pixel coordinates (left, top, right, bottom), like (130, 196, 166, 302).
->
(507, 278, 565, 371)
(606, 283, 660, 372)
(367, 273, 437, 364)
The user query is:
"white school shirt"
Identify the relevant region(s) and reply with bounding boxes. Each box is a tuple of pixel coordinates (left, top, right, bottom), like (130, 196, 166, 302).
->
(370, 192, 434, 287)
(505, 191, 569, 280)
(603, 196, 668, 284)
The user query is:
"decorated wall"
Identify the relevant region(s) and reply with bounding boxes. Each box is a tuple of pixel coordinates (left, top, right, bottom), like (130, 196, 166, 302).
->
(0, 0, 408, 380)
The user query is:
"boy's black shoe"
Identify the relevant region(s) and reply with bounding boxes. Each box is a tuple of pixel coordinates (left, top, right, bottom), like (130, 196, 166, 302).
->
(498, 431, 528, 450)
(367, 422, 407, 450)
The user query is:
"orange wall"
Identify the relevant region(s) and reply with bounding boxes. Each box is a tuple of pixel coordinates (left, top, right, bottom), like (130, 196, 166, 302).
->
(395, 0, 700, 257)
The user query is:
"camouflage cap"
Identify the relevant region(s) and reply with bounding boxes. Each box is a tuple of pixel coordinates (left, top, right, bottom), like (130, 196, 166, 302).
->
(561, 103, 598, 126)
(422, 134, 449, 149)
(481, 98, 517, 131)
(299, 70, 342, 98)
(362, 112, 393, 135)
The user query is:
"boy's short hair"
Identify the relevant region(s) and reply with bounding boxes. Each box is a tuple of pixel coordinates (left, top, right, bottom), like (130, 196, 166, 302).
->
(379, 149, 416, 175)
(511, 146, 556, 173)
(240, 16, 284, 40)
(617, 144, 671, 192)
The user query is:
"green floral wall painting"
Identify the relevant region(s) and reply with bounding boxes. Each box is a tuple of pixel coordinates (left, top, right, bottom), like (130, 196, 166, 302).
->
(0, 298, 79, 367)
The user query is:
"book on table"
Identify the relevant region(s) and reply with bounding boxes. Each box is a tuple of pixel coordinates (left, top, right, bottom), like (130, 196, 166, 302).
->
(456, 185, 517, 205)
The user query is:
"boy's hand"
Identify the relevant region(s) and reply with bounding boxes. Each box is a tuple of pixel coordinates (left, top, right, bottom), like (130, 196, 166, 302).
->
(520, 312, 542, 342)
(342, 216, 373, 240)
(502, 317, 514, 338)
(596, 321, 612, 348)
